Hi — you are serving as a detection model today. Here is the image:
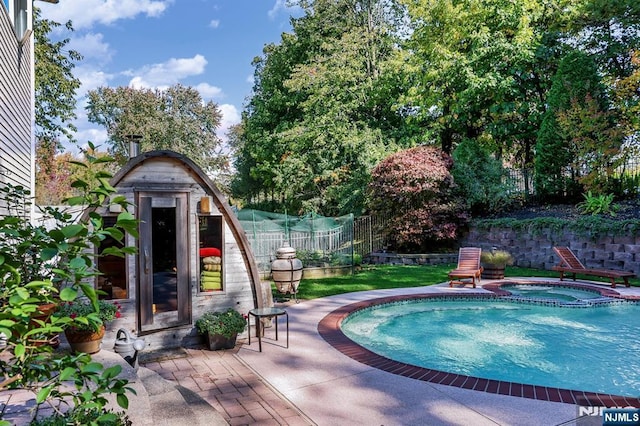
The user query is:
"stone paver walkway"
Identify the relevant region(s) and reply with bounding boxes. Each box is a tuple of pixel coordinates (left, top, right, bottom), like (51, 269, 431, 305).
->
(141, 345, 314, 426)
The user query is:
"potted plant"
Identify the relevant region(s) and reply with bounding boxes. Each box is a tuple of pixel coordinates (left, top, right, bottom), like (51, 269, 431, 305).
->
(0, 154, 138, 423)
(56, 299, 122, 354)
(480, 248, 514, 279)
(195, 308, 246, 350)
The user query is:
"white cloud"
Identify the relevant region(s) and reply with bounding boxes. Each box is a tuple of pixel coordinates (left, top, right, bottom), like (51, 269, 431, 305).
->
(74, 67, 113, 97)
(209, 19, 220, 29)
(268, 0, 287, 20)
(268, 0, 302, 20)
(127, 54, 208, 89)
(59, 124, 109, 155)
(68, 32, 112, 63)
(217, 103, 241, 142)
(196, 83, 223, 100)
(39, 0, 171, 31)
(76, 128, 109, 146)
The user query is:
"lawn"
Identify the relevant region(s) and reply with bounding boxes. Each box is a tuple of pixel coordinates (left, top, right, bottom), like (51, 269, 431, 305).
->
(292, 264, 639, 300)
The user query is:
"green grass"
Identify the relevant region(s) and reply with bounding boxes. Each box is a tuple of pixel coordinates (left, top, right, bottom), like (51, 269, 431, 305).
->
(291, 264, 639, 300)
(295, 265, 446, 300)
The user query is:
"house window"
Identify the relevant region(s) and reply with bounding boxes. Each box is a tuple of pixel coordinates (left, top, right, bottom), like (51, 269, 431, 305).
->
(97, 216, 128, 300)
(198, 215, 223, 293)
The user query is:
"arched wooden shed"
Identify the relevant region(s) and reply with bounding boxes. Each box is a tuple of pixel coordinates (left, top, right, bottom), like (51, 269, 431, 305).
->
(93, 150, 266, 351)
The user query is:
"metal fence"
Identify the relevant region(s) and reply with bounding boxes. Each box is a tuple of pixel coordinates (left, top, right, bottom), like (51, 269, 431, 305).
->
(353, 214, 388, 258)
(504, 168, 534, 195)
(238, 211, 358, 273)
(238, 210, 393, 273)
(505, 156, 640, 198)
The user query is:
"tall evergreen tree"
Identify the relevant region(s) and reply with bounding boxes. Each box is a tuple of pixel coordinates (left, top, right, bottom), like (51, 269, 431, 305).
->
(534, 50, 610, 201)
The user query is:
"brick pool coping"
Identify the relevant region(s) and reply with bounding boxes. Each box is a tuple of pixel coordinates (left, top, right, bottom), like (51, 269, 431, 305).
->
(317, 283, 640, 407)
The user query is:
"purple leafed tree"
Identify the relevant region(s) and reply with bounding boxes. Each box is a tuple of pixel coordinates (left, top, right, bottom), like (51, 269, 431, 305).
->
(368, 145, 470, 252)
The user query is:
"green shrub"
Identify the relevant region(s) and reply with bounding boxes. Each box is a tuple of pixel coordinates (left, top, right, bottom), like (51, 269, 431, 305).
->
(576, 191, 619, 217)
(603, 173, 639, 199)
(55, 299, 122, 332)
(195, 309, 246, 338)
(297, 250, 326, 265)
(0, 148, 137, 425)
(30, 406, 132, 426)
(472, 216, 640, 241)
(480, 249, 514, 266)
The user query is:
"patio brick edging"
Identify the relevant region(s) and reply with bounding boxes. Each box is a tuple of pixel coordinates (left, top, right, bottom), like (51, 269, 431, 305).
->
(317, 291, 640, 407)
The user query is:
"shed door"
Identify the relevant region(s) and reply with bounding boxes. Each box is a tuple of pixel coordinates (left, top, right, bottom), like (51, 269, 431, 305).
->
(138, 192, 191, 332)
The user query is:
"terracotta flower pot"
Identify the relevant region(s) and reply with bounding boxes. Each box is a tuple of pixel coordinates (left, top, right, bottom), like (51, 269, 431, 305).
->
(64, 325, 106, 354)
(35, 303, 58, 318)
(30, 303, 60, 348)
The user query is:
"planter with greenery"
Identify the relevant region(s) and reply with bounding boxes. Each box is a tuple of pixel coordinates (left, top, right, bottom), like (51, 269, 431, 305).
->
(195, 308, 246, 350)
(0, 150, 138, 425)
(55, 299, 122, 354)
(480, 249, 514, 279)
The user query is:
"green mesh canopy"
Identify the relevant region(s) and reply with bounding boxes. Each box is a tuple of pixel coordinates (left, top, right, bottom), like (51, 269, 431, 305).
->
(234, 209, 355, 272)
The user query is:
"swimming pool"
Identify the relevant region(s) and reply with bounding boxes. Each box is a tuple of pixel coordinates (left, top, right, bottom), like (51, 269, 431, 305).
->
(334, 284, 640, 401)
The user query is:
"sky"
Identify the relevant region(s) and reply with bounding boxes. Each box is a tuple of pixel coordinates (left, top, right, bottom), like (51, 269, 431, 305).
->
(38, 0, 302, 150)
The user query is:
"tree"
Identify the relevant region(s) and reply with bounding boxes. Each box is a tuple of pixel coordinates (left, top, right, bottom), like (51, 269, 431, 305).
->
(35, 141, 74, 205)
(534, 50, 612, 201)
(612, 50, 640, 154)
(399, 0, 580, 182)
(367, 146, 469, 251)
(231, 34, 308, 210)
(556, 95, 625, 194)
(35, 143, 115, 205)
(86, 85, 227, 176)
(451, 139, 511, 215)
(33, 7, 82, 147)
(232, 0, 409, 216)
(569, 0, 640, 82)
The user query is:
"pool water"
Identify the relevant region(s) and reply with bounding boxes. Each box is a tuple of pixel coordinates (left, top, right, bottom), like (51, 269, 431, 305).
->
(502, 284, 602, 302)
(341, 299, 640, 397)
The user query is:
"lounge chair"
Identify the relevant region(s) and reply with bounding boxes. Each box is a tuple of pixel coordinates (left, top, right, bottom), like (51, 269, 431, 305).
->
(448, 247, 483, 288)
(552, 246, 636, 288)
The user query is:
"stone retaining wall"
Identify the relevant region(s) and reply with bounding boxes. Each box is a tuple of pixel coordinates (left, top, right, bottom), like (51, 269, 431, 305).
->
(462, 226, 640, 276)
(363, 252, 457, 266)
(360, 226, 639, 277)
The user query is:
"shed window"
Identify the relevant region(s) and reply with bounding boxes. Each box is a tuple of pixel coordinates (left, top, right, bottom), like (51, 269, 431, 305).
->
(198, 215, 223, 292)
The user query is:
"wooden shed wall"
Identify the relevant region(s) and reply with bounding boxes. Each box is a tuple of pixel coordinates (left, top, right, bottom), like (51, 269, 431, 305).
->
(0, 5, 33, 216)
(103, 156, 256, 351)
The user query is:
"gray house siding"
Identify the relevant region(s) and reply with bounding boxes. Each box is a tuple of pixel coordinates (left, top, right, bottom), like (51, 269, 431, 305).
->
(0, 2, 33, 216)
